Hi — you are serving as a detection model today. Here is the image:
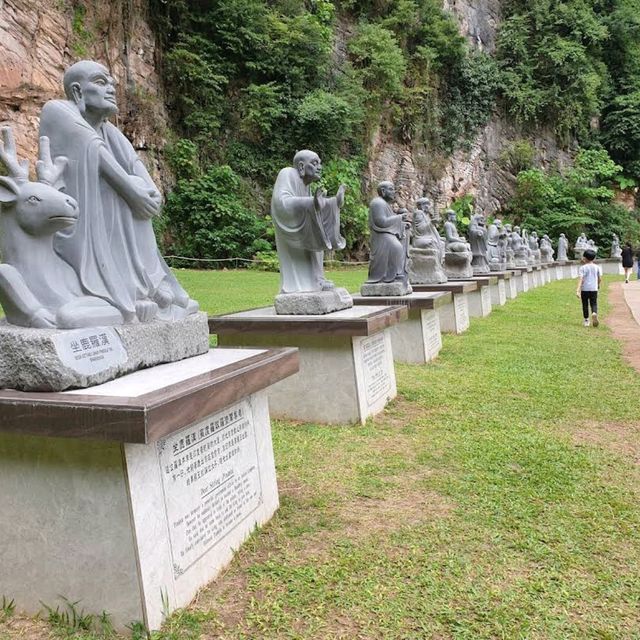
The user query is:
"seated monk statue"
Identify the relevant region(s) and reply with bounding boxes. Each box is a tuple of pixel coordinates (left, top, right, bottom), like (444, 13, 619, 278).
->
(412, 197, 443, 257)
(39, 60, 198, 323)
(444, 210, 470, 252)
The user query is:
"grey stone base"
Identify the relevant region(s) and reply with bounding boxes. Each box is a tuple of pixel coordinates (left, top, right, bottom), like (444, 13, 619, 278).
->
(489, 262, 506, 272)
(274, 288, 353, 315)
(444, 251, 473, 280)
(360, 281, 413, 296)
(409, 248, 447, 284)
(0, 312, 210, 391)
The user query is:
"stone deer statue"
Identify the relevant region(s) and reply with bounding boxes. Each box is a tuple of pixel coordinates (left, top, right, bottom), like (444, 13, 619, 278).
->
(0, 127, 123, 328)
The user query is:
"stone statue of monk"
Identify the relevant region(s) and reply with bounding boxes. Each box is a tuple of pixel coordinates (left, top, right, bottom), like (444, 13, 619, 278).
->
(39, 60, 197, 323)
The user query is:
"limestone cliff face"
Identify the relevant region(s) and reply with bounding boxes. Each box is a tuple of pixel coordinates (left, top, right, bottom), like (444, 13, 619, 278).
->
(0, 0, 167, 183)
(366, 0, 572, 215)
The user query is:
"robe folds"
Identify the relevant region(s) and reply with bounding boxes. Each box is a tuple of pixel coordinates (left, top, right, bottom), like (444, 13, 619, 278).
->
(40, 100, 190, 321)
(271, 167, 345, 293)
(366, 197, 407, 284)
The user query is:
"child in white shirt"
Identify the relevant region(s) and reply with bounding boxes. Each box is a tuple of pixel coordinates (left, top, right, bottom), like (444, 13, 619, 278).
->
(576, 249, 602, 327)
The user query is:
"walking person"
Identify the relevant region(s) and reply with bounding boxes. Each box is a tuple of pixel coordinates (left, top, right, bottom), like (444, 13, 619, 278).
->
(576, 249, 602, 327)
(621, 241, 634, 283)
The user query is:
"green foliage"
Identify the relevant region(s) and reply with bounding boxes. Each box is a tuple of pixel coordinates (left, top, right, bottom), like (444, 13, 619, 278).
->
(505, 147, 640, 247)
(499, 139, 536, 174)
(449, 194, 474, 230)
(318, 157, 370, 259)
(40, 597, 115, 638)
(0, 595, 15, 622)
(163, 165, 272, 263)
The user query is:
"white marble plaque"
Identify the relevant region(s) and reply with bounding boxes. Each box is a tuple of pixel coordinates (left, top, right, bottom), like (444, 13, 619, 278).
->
(454, 294, 469, 332)
(522, 273, 529, 292)
(508, 278, 517, 298)
(360, 332, 393, 407)
(53, 327, 127, 375)
(156, 400, 262, 578)
(481, 286, 492, 314)
(571, 265, 579, 278)
(497, 280, 506, 305)
(421, 310, 442, 359)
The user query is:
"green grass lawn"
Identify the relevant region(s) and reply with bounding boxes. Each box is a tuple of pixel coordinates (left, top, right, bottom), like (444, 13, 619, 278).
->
(2, 273, 640, 640)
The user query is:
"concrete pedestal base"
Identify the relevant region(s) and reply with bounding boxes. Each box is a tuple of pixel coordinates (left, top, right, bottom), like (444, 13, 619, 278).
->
(600, 258, 624, 275)
(438, 293, 470, 334)
(507, 276, 518, 299)
(492, 279, 507, 306)
(555, 264, 564, 280)
(211, 306, 406, 424)
(352, 292, 449, 364)
(515, 269, 531, 293)
(0, 348, 298, 632)
(467, 284, 492, 318)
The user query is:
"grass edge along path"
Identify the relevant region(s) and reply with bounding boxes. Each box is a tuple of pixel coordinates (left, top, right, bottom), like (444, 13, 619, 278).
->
(2, 274, 640, 639)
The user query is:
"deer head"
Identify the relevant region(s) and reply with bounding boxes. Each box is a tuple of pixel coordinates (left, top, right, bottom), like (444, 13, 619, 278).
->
(0, 127, 78, 237)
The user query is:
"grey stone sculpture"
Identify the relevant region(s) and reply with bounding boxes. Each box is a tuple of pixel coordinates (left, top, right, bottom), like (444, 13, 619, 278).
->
(0, 128, 124, 329)
(486, 217, 506, 271)
(528, 231, 542, 265)
(511, 226, 529, 267)
(611, 233, 622, 259)
(443, 209, 473, 279)
(557, 233, 569, 261)
(408, 197, 447, 284)
(271, 149, 352, 314)
(574, 232, 588, 259)
(468, 213, 490, 275)
(38, 60, 198, 324)
(361, 181, 412, 296)
(503, 224, 516, 269)
(586, 238, 598, 255)
(540, 234, 554, 263)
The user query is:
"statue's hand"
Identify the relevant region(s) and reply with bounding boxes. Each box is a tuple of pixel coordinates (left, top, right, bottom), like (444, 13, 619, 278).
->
(336, 184, 347, 208)
(130, 182, 162, 219)
(314, 188, 327, 211)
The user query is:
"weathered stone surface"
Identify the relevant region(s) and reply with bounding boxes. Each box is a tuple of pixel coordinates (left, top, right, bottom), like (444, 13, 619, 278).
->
(444, 251, 474, 280)
(0, 0, 168, 188)
(274, 288, 353, 315)
(0, 312, 210, 391)
(409, 248, 447, 284)
(360, 281, 413, 296)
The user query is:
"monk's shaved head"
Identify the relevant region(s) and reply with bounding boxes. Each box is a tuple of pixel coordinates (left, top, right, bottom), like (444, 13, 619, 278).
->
(63, 60, 110, 99)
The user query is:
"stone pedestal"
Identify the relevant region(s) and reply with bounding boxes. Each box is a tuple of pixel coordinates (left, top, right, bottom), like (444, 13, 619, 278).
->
(0, 313, 210, 392)
(570, 263, 579, 278)
(0, 348, 298, 632)
(410, 282, 477, 334)
(274, 288, 352, 315)
(513, 267, 531, 293)
(360, 281, 412, 296)
(554, 263, 565, 280)
(210, 306, 406, 425)
(352, 291, 450, 364)
(600, 258, 624, 275)
(506, 273, 518, 299)
(408, 247, 447, 284)
(490, 272, 513, 305)
(468, 276, 495, 318)
(471, 254, 490, 275)
(444, 251, 473, 280)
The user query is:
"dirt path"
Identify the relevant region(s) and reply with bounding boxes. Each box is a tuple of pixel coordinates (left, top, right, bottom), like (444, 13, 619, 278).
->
(606, 281, 640, 372)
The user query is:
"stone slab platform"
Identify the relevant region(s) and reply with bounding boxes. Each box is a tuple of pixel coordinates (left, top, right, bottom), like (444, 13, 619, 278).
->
(0, 347, 298, 631)
(352, 292, 450, 364)
(210, 306, 407, 424)
(409, 281, 478, 295)
(0, 347, 298, 443)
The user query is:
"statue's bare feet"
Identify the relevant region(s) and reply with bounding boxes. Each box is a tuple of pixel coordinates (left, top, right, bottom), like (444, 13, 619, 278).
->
(321, 279, 335, 291)
(30, 307, 56, 328)
(135, 300, 158, 323)
(152, 283, 173, 309)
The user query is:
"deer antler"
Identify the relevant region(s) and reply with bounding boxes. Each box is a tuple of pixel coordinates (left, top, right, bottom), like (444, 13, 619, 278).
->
(0, 127, 29, 182)
(35, 136, 68, 188)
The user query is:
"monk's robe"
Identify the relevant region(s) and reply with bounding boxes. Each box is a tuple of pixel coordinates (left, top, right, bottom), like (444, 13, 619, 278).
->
(271, 167, 345, 294)
(39, 100, 192, 321)
(365, 197, 407, 284)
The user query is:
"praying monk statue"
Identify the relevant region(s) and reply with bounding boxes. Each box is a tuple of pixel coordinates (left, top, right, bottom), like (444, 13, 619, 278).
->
(39, 60, 198, 323)
(271, 150, 352, 314)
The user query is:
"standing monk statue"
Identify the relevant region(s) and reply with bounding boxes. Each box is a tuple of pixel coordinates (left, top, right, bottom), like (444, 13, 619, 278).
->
(361, 181, 412, 296)
(39, 60, 198, 323)
(271, 149, 352, 314)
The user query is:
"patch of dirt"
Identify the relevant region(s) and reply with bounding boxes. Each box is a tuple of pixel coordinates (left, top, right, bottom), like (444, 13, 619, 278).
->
(570, 419, 640, 464)
(605, 283, 640, 371)
(0, 617, 51, 640)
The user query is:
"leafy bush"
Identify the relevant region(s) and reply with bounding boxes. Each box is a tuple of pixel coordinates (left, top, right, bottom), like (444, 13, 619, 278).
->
(164, 165, 272, 262)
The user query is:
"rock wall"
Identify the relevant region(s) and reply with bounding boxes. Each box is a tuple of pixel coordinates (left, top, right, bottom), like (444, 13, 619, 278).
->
(0, 0, 167, 183)
(366, 0, 573, 215)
